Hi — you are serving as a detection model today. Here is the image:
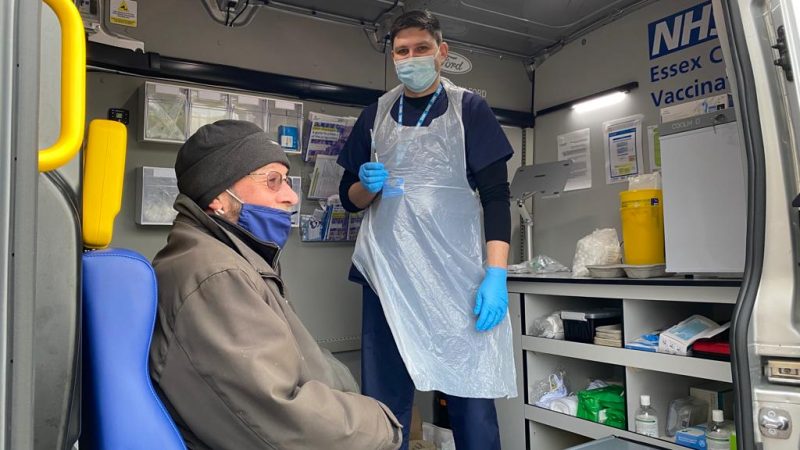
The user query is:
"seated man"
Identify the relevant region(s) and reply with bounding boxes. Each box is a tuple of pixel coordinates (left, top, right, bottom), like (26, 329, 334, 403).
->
(149, 120, 401, 450)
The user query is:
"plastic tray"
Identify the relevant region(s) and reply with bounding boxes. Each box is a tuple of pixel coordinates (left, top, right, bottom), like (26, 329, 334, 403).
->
(586, 264, 625, 278)
(622, 264, 667, 279)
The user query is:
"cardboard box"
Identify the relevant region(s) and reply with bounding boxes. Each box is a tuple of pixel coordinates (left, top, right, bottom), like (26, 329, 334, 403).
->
(691, 381, 735, 423)
(660, 93, 731, 123)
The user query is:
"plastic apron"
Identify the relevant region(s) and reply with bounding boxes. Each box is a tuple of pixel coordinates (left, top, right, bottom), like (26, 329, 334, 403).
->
(352, 79, 517, 398)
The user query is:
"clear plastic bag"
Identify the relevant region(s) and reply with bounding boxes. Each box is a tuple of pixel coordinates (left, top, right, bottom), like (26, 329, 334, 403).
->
(530, 255, 570, 274)
(628, 171, 662, 190)
(572, 228, 622, 277)
(509, 255, 569, 274)
(666, 397, 709, 437)
(531, 369, 568, 407)
(528, 312, 564, 339)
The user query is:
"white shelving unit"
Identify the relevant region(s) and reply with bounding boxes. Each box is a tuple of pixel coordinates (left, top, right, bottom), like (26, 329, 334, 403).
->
(522, 337, 732, 383)
(526, 406, 687, 450)
(509, 276, 741, 450)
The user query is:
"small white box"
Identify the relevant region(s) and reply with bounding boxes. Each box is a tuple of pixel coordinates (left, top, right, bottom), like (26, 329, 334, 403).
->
(660, 93, 730, 123)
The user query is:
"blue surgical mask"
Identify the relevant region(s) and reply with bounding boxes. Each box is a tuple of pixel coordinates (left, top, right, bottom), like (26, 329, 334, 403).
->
(395, 49, 440, 93)
(226, 190, 293, 248)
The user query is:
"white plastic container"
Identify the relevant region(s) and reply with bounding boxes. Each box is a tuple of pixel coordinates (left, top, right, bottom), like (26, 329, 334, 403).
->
(622, 264, 668, 279)
(634, 395, 660, 437)
(705, 410, 731, 450)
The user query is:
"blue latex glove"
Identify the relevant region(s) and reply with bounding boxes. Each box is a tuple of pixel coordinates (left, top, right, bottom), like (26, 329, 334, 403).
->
(474, 267, 509, 332)
(358, 162, 389, 193)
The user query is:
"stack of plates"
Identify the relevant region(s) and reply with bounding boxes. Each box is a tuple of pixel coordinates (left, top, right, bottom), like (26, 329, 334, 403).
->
(593, 324, 623, 347)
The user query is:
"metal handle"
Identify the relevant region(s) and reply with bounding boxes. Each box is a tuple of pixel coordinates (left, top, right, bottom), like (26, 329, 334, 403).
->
(38, 0, 86, 172)
(759, 408, 792, 439)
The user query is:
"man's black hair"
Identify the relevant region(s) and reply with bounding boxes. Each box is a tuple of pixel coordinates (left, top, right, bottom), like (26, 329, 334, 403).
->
(390, 10, 443, 46)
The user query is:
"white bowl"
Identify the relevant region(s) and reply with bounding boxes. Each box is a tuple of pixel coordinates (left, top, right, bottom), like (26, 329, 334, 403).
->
(586, 264, 626, 278)
(622, 264, 667, 279)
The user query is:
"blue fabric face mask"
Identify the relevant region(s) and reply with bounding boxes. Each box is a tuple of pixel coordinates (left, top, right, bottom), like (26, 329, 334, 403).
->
(395, 49, 440, 93)
(226, 190, 292, 248)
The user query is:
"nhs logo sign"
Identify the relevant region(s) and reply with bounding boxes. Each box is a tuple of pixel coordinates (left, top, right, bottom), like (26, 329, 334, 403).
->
(648, 1, 717, 60)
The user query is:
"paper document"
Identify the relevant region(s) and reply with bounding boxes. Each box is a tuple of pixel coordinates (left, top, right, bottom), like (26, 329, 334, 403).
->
(323, 205, 349, 241)
(647, 125, 661, 171)
(308, 155, 344, 200)
(557, 128, 592, 191)
(347, 211, 364, 240)
(603, 115, 644, 184)
(304, 112, 357, 162)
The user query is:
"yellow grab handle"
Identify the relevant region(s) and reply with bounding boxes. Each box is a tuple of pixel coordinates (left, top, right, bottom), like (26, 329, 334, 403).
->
(39, 0, 86, 172)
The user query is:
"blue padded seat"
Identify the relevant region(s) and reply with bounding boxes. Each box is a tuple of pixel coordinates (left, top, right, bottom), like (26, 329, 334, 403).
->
(81, 248, 186, 450)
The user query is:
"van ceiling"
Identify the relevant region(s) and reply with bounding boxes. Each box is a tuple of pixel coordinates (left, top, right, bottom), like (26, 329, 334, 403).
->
(266, 0, 652, 59)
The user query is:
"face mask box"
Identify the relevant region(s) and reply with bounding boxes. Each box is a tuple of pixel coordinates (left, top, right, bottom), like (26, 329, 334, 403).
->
(675, 425, 707, 449)
(278, 125, 299, 151)
(658, 315, 729, 356)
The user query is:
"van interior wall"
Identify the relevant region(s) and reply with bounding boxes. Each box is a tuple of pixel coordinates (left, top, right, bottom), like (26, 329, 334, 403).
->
(85, 0, 530, 430)
(101, 0, 532, 112)
(532, 0, 729, 267)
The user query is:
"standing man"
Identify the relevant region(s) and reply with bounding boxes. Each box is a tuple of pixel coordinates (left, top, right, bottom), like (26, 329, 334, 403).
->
(337, 10, 517, 450)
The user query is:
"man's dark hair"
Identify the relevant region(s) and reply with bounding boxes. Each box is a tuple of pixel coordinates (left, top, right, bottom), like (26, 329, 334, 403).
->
(390, 10, 443, 46)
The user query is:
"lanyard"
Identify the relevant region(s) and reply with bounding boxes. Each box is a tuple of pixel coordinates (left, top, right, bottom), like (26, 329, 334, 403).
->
(398, 82, 443, 128)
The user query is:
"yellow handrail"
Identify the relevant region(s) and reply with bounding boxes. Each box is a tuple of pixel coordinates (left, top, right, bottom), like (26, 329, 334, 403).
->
(39, 0, 85, 172)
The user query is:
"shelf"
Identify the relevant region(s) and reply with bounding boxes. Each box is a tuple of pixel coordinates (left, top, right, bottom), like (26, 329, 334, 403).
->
(508, 277, 739, 303)
(526, 405, 687, 450)
(522, 336, 732, 382)
(508, 273, 741, 287)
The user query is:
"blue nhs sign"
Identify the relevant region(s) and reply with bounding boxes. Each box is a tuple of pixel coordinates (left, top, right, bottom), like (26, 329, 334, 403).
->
(648, 1, 717, 60)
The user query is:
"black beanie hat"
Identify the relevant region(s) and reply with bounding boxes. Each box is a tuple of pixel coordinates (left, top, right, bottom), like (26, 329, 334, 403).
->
(175, 120, 290, 208)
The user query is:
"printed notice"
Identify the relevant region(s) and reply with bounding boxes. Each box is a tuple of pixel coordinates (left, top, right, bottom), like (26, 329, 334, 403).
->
(308, 155, 344, 200)
(304, 112, 357, 162)
(110, 0, 138, 27)
(603, 115, 644, 184)
(557, 128, 592, 191)
(647, 125, 661, 171)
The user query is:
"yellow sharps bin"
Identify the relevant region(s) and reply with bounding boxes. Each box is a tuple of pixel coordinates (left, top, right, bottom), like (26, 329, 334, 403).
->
(619, 189, 665, 265)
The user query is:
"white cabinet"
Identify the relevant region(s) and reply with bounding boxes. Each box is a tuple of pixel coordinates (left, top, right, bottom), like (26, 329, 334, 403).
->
(660, 109, 747, 274)
(508, 275, 740, 450)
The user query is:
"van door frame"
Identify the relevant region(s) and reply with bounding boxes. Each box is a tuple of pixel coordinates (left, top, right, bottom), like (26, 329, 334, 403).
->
(718, 0, 768, 448)
(3, 0, 43, 448)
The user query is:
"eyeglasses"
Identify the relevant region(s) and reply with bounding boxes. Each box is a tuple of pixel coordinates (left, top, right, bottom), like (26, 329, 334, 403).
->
(249, 171, 293, 192)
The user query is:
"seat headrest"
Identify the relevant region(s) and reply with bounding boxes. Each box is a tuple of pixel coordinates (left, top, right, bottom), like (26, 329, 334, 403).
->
(82, 119, 127, 249)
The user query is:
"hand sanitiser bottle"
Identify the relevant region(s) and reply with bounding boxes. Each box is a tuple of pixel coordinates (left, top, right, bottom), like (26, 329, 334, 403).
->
(706, 409, 731, 450)
(635, 395, 660, 437)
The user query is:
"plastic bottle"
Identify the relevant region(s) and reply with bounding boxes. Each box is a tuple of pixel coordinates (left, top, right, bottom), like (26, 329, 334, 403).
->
(635, 395, 660, 437)
(706, 409, 731, 450)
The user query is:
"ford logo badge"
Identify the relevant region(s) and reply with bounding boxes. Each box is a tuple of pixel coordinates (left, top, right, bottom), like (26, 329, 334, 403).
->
(442, 51, 473, 75)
